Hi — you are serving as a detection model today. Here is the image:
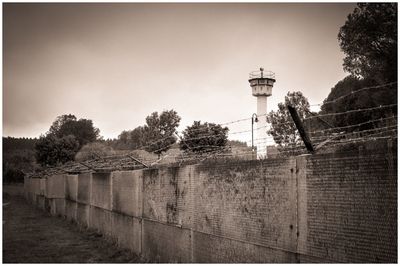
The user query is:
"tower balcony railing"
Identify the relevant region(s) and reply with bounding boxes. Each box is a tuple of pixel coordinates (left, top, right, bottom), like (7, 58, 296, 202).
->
(249, 70, 275, 80)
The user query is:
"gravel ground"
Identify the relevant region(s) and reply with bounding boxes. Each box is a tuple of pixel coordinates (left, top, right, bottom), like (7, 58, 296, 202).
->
(3, 195, 147, 263)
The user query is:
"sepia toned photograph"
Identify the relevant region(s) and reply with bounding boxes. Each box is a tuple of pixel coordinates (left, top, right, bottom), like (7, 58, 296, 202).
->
(2, 2, 397, 263)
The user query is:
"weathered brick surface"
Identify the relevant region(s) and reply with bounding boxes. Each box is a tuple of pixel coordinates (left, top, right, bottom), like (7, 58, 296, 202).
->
(24, 142, 397, 263)
(142, 166, 194, 226)
(89, 206, 112, 236)
(24, 178, 32, 202)
(176, 166, 194, 227)
(91, 173, 112, 210)
(302, 148, 397, 263)
(30, 178, 41, 202)
(48, 198, 65, 216)
(46, 174, 65, 199)
(111, 212, 142, 254)
(77, 173, 91, 204)
(39, 179, 46, 196)
(112, 171, 142, 217)
(194, 159, 298, 252)
(296, 155, 309, 256)
(142, 219, 191, 262)
(142, 167, 178, 224)
(65, 175, 78, 201)
(65, 199, 77, 222)
(192, 231, 298, 263)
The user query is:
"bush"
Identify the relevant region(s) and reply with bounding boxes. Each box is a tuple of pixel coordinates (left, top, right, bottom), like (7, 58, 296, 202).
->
(3, 165, 25, 183)
(75, 142, 116, 162)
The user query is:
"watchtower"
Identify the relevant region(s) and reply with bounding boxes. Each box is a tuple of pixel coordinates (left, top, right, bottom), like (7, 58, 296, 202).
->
(248, 67, 276, 158)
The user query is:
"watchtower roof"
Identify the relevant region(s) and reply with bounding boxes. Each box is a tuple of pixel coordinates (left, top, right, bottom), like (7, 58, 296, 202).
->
(249, 68, 275, 80)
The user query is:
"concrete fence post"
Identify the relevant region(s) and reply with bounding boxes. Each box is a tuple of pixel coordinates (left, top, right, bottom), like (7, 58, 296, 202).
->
(295, 155, 309, 260)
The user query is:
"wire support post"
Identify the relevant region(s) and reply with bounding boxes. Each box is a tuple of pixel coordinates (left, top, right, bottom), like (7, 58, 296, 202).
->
(127, 154, 149, 168)
(251, 113, 258, 160)
(287, 105, 315, 153)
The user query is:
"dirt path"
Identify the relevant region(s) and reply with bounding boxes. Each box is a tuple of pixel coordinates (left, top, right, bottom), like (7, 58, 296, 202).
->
(3, 195, 145, 263)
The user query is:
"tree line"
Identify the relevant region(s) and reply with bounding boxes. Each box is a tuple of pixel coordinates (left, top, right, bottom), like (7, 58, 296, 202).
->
(3, 137, 39, 183)
(33, 111, 230, 167)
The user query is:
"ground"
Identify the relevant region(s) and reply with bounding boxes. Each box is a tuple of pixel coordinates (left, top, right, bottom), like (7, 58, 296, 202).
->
(3, 194, 146, 263)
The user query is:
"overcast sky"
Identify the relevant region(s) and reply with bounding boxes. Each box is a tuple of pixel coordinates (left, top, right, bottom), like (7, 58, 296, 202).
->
(3, 3, 356, 143)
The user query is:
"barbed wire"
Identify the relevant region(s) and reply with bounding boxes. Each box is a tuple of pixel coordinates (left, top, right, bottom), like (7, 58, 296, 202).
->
(306, 116, 397, 135)
(310, 125, 397, 142)
(29, 129, 396, 178)
(324, 133, 397, 146)
(44, 116, 397, 171)
(303, 103, 397, 120)
(111, 102, 397, 156)
(217, 112, 271, 126)
(228, 125, 269, 135)
(126, 113, 392, 153)
(27, 81, 399, 177)
(310, 81, 397, 107)
(128, 119, 261, 152)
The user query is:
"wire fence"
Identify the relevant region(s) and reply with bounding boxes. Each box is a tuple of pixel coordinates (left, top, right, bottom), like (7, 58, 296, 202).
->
(27, 81, 398, 177)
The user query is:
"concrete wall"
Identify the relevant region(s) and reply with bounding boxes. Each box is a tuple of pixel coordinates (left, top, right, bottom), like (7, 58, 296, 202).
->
(24, 177, 42, 204)
(23, 143, 397, 263)
(191, 158, 299, 262)
(299, 149, 397, 262)
(65, 175, 78, 201)
(46, 174, 65, 199)
(112, 170, 142, 217)
(142, 219, 192, 262)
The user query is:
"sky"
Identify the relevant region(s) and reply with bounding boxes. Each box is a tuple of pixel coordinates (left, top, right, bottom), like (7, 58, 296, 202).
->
(3, 3, 356, 143)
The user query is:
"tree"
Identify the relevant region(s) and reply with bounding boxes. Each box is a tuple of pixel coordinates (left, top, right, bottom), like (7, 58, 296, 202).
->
(338, 3, 397, 83)
(267, 91, 310, 150)
(129, 126, 146, 148)
(35, 114, 100, 166)
(320, 75, 397, 132)
(116, 130, 130, 148)
(179, 121, 229, 154)
(114, 126, 146, 150)
(48, 114, 100, 148)
(35, 135, 80, 166)
(3, 137, 38, 152)
(48, 114, 76, 135)
(3, 165, 25, 183)
(3, 148, 38, 183)
(142, 110, 181, 157)
(3, 137, 40, 183)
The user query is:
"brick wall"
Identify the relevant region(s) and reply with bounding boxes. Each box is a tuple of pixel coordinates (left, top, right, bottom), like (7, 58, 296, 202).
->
(112, 170, 142, 217)
(193, 158, 298, 260)
(300, 147, 397, 262)
(23, 142, 397, 263)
